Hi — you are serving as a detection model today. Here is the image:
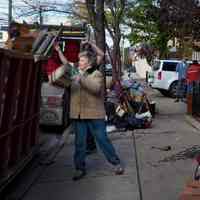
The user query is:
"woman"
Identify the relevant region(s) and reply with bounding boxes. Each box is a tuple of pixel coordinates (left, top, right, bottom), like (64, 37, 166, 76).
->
(55, 43, 124, 181)
(80, 41, 104, 155)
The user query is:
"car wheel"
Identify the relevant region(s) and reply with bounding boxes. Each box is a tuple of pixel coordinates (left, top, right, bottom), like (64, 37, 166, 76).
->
(158, 89, 170, 97)
(169, 81, 178, 98)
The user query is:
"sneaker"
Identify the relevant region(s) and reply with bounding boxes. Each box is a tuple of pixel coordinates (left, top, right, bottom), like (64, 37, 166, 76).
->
(115, 164, 124, 175)
(72, 170, 86, 181)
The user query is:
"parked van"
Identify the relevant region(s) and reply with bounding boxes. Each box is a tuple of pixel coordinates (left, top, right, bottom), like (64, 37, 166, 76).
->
(39, 24, 89, 129)
(147, 59, 182, 97)
(40, 79, 70, 129)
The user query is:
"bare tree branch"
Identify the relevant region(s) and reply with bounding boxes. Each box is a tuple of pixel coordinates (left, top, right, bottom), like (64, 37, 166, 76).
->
(85, 0, 96, 28)
(105, 16, 115, 39)
(106, 42, 113, 64)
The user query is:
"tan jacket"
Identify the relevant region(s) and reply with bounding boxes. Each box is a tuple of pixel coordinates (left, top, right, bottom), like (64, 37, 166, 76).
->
(70, 69, 106, 119)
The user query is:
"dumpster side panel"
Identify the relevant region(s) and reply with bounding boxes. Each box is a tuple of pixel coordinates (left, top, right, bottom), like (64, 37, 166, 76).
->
(0, 49, 42, 191)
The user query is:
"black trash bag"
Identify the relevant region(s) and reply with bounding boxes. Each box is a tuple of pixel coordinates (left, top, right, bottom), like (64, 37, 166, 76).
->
(125, 113, 145, 129)
(112, 115, 130, 130)
(129, 101, 147, 113)
(105, 101, 116, 124)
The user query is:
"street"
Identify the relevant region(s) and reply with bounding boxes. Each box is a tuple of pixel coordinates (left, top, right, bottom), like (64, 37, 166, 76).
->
(3, 87, 200, 200)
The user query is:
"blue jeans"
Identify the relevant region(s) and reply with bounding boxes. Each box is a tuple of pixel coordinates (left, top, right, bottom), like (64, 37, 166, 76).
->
(176, 79, 186, 99)
(73, 119, 120, 171)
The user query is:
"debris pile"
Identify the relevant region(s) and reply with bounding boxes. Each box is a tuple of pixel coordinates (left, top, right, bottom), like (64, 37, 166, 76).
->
(106, 79, 153, 130)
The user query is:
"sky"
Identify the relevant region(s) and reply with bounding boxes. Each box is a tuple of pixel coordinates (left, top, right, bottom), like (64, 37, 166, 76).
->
(0, 0, 130, 47)
(0, 0, 72, 26)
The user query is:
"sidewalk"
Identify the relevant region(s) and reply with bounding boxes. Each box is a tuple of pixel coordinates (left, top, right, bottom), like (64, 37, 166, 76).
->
(185, 114, 200, 131)
(23, 129, 140, 200)
(5, 89, 200, 200)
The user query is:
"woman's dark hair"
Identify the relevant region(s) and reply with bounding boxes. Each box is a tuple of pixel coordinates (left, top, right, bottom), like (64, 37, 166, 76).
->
(80, 42, 93, 52)
(80, 42, 97, 57)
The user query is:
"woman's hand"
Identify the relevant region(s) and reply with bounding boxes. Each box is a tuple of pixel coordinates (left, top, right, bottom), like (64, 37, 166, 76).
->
(81, 40, 96, 47)
(54, 43, 61, 52)
(54, 42, 69, 65)
(81, 40, 89, 45)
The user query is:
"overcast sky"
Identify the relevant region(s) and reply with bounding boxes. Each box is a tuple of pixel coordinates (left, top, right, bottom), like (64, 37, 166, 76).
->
(0, 0, 72, 25)
(0, 0, 130, 47)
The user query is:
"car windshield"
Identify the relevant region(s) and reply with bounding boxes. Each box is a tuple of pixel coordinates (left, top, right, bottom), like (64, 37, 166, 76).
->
(152, 61, 160, 71)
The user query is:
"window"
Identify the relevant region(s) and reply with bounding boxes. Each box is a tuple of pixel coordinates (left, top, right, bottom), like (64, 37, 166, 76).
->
(0, 32, 3, 39)
(162, 62, 178, 71)
(152, 61, 160, 71)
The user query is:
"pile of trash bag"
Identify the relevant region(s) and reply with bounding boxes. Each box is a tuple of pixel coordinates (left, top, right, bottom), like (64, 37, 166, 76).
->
(105, 79, 153, 130)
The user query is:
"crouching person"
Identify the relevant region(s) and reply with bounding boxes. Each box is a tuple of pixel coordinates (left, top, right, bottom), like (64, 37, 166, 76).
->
(55, 45, 124, 181)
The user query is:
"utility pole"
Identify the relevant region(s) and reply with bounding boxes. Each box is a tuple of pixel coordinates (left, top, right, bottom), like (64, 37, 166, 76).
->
(122, 36, 125, 68)
(8, 0, 12, 26)
(39, 6, 43, 25)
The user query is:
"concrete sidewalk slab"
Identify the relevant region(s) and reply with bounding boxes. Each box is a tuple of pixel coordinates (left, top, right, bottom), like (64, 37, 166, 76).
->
(24, 175, 138, 200)
(6, 87, 200, 200)
(23, 131, 140, 200)
(185, 114, 200, 131)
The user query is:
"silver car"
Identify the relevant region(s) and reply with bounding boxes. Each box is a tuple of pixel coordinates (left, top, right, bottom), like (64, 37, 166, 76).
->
(40, 82, 70, 129)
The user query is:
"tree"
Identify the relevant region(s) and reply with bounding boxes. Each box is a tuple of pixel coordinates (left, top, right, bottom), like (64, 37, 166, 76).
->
(104, 0, 127, 80)
(74, 0, 106, 60)
(74, 0, 106, 52)
(14, 0, 72, 25)
(85, 0, 106, 54)
(73, 0, 89, 21)
(158, 0, 200, 54)
(74, 0, 128, 81)
(126, 0, 170, 60)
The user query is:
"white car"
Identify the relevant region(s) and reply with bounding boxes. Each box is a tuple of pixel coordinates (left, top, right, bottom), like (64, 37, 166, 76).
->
(147, 59, 181, 97)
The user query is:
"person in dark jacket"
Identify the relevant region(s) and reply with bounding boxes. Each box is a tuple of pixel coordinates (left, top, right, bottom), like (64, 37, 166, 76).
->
(175, 60, 188, 102)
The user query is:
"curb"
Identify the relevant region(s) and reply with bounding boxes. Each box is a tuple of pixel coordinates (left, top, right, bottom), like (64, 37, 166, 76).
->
(39, 125, 73, 165)
(185, 114, 200, 131)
